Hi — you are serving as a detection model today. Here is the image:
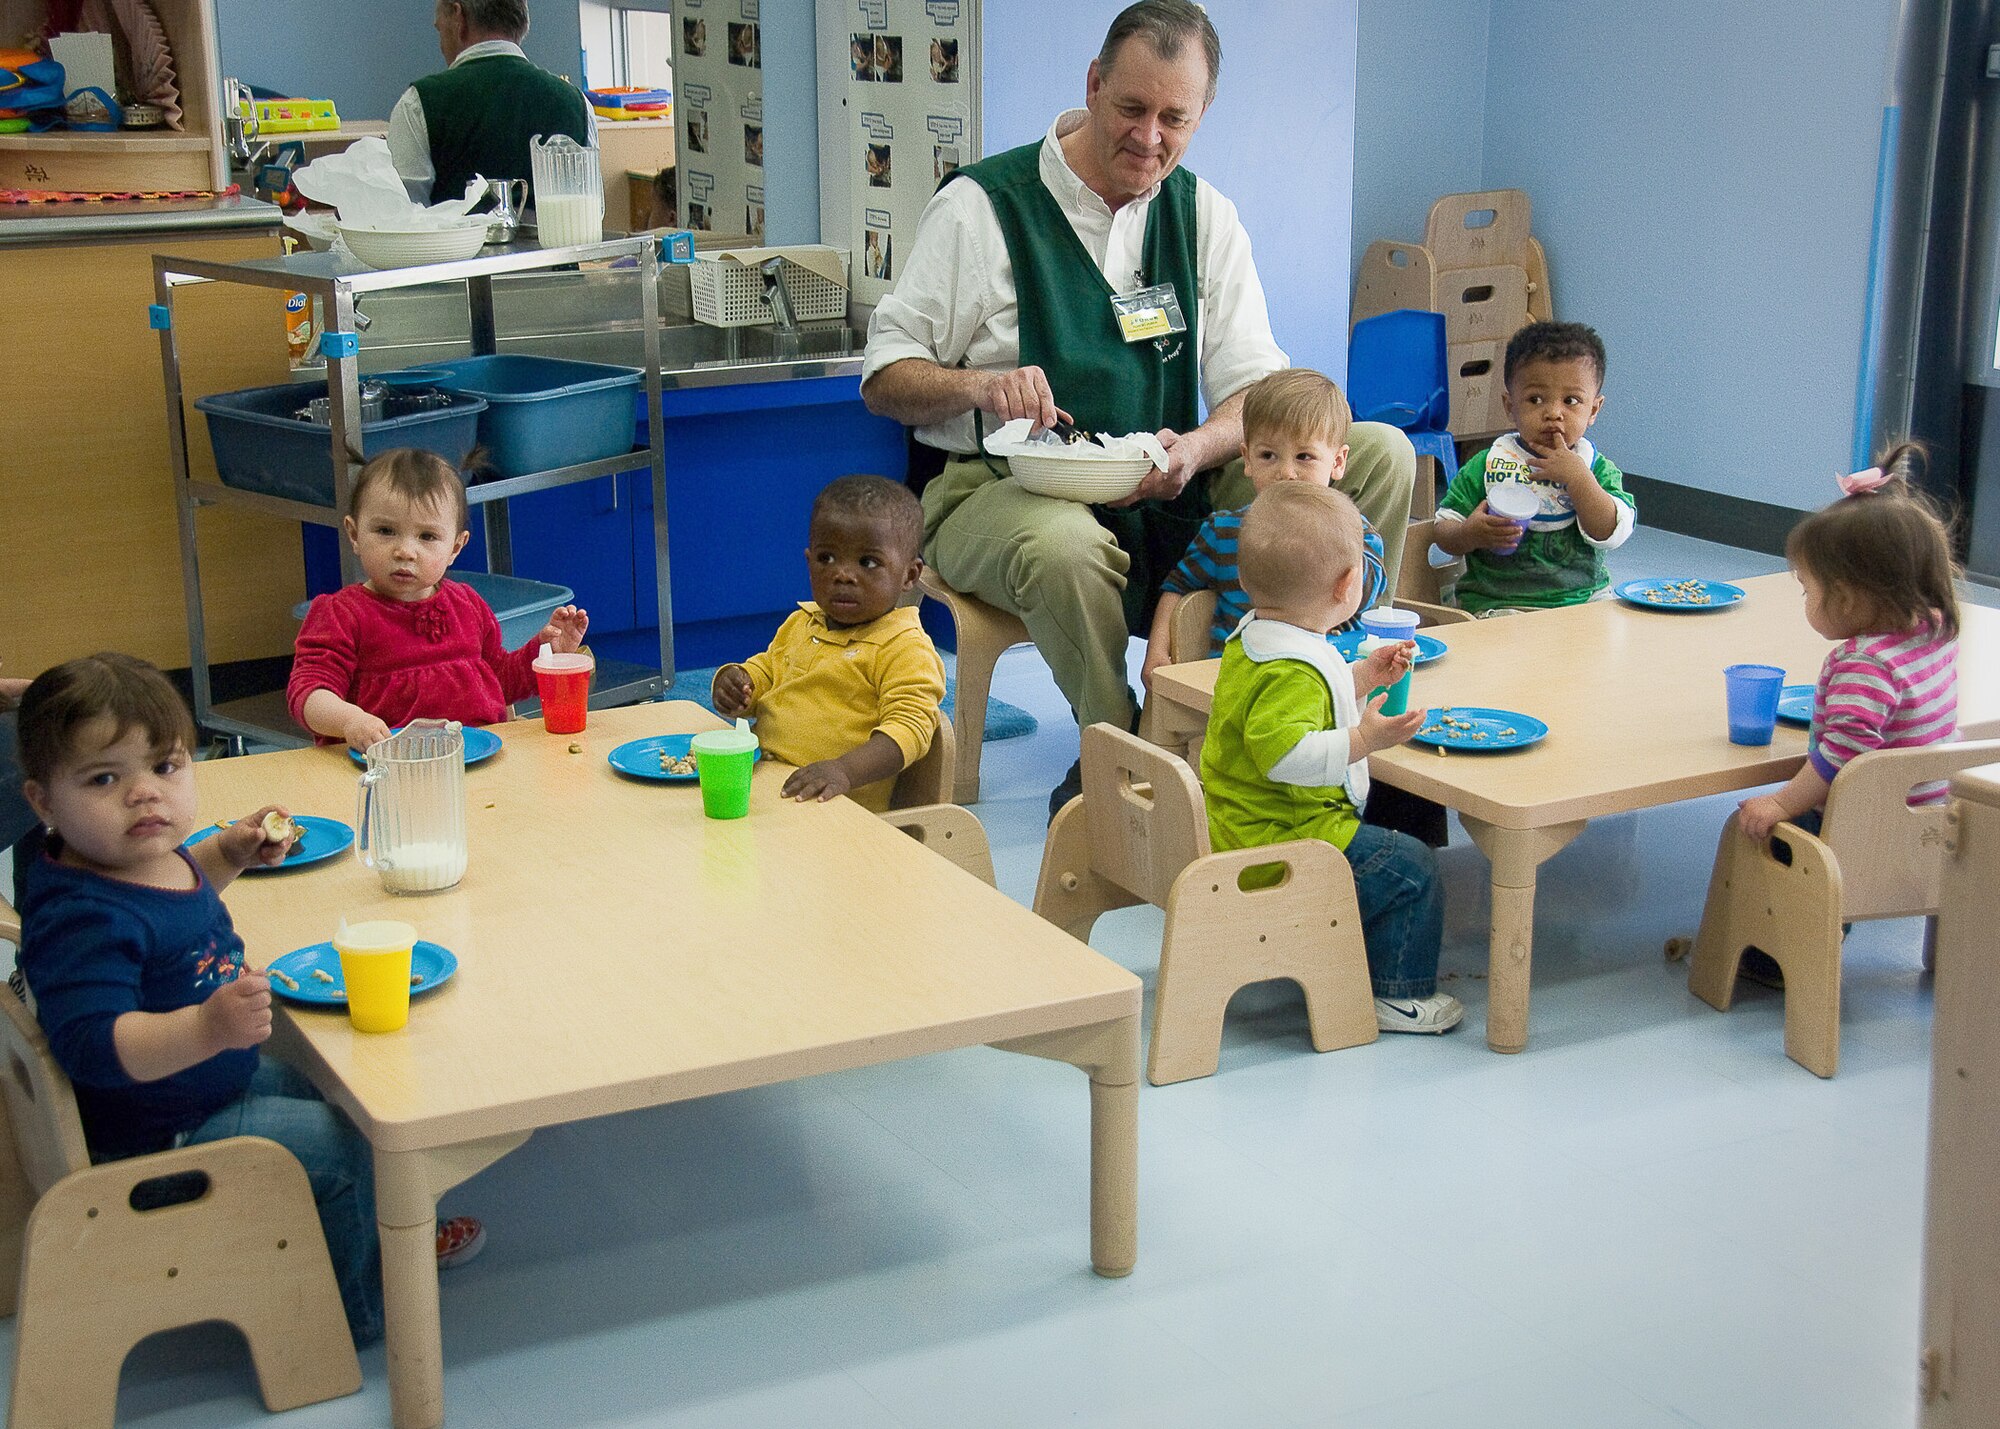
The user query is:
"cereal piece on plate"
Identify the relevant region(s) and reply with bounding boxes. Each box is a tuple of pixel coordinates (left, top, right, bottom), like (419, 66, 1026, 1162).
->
(311, 968, 336, 984)
(270, 968, 300, 991)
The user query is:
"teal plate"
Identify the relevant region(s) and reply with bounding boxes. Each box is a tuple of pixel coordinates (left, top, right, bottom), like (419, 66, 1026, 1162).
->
(1411, 706, 1549, 752)
(1615, 578, 1746, 611)
(350, 726, 502, 767)
(265, 940, 459, 1006)
(184, 814, 352, 872)
(1328, 629, 1448, 666)
(608, 733, 763, 783)
(1776, 684, 1814, 726)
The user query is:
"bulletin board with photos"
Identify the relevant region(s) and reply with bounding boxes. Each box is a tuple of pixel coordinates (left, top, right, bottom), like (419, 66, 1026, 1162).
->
(673, 0, 766, 240)
(843, 0, 977, 306)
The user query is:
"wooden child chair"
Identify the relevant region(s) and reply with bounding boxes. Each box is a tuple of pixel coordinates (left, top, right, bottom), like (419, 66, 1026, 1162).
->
(884, 719, 999, 884)
(0, 894, 362, 1428)
(1394, 518, 1472, 626)
(915, 568, 1032, 805)
(1669, 738, 2000, 1077)
(1033, 724, 1377, 1084)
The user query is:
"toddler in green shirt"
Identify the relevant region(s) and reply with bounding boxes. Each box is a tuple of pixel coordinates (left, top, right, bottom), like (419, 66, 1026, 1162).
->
(1199, 483, 1463, 1033)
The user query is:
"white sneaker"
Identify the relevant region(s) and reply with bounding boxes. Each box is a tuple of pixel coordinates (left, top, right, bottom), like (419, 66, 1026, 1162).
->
(1374, 993, 1465, 1034)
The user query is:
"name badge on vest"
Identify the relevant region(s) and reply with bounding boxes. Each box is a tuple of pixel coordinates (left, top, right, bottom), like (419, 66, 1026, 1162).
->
(1112, 283, 1188, 346)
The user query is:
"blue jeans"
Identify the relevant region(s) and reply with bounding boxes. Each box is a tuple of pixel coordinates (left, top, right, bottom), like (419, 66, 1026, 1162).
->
(1343, 823, 1444, 999)
(182, 1058, 384, 1346)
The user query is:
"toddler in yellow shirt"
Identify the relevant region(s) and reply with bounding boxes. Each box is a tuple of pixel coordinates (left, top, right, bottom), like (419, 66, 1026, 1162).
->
(712, 475, 946, 811)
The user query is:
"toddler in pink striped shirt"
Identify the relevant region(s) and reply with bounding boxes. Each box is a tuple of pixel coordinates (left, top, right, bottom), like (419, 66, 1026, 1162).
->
(1737, 446, 1960, 842)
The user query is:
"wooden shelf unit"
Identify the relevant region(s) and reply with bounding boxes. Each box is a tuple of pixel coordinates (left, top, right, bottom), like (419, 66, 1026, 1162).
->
(0, 0, 227, 191)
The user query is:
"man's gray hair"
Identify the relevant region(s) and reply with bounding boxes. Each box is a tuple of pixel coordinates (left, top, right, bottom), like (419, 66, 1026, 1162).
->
(1096, 1, 1221, 104)
(450, 0, 530, 40)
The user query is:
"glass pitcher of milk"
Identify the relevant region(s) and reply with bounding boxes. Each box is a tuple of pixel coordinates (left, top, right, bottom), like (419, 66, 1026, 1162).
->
(529, 133, 604, 249)
(355, 720, 468, 895)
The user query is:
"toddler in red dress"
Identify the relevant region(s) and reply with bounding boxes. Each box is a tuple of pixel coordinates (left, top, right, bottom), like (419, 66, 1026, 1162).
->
(287, 449, 589, 752)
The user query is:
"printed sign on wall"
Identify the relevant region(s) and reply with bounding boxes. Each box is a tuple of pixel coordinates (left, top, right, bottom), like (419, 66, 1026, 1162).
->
(675, 0, 765, 241)
(844, 0, 975, 305)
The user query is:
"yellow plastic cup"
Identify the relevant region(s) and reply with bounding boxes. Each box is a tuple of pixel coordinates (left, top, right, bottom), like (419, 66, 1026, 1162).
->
(334, 919, 417, 1033)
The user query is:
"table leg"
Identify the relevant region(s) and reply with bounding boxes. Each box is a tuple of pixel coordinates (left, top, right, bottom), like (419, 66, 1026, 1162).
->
(1142, 689, 1207, 769)
(1458, 817, 1587, 1054)
(374, 1133, 530, 1429)
(990, 1012, 1141, 1277)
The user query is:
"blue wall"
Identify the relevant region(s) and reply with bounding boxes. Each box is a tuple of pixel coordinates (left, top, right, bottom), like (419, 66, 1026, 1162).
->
(215, 1, 586, 121)
(983, 0, 1361, 384)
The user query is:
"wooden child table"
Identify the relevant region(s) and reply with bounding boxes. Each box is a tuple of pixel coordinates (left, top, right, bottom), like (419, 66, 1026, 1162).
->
(193, 702, 1141, 1429)
(1147, 574, 2000, 1053)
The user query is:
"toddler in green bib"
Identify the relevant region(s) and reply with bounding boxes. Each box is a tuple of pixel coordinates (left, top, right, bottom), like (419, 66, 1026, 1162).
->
(1435, 321, 1635, 615)
(1199, 484, 1464, 1034)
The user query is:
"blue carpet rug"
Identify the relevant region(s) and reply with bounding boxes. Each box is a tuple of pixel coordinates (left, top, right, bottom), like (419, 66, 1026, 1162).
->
(660, 656, 1037, 741)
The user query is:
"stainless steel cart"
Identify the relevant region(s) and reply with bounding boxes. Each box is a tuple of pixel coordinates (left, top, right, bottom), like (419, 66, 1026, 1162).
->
(151, 236, 673, 748)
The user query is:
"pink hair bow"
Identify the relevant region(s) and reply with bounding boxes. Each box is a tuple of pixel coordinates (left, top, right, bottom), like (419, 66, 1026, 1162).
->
(1837, 466, 1891, 496)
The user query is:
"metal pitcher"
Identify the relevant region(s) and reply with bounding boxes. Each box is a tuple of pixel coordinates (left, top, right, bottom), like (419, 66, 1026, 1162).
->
(467, 176, 529, 244)
(355, 720, 468, 895)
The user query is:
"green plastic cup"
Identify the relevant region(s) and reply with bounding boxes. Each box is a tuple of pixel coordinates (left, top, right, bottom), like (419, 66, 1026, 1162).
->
(691, 725, 759, 819)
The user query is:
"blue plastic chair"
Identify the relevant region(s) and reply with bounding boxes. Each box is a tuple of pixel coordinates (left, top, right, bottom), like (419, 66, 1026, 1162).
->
(1347, 310, 1458, 479)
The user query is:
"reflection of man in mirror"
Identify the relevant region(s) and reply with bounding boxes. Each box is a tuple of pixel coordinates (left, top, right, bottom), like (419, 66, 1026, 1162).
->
(389, 0, 594, 203)
(863, 0, 1417, 816)
(930, 37, 960, 83)
(851, 35, 875, 80)
(865, 143, 892, 188)
(874, 34, 903, 82)
(683, 17, 706, 55)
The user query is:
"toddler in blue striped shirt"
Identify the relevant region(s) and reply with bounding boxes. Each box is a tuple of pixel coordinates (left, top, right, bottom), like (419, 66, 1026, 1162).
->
(1142, 368, 1385, 693)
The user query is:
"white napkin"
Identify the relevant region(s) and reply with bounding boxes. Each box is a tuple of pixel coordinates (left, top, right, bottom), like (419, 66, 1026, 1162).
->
(292, 137, 486, 231)
(981, 418, 1168, 469)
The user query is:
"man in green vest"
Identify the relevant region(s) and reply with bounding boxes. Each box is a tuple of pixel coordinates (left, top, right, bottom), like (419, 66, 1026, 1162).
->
(862, 0, 1416, 817)
(387, 0, 594, 204)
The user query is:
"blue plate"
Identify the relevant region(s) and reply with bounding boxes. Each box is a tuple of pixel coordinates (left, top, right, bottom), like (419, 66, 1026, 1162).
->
(265, 940, 459, 1006)
(349, 726, 502, 767)
(1776, 684, 1814, 727)
(1411, 706, 1549, 752)
(183, 814, 353, 872)
(1328, 629, 1449, 666)
(1615, 578, 1746, 611)
(607, 732, 763, 782)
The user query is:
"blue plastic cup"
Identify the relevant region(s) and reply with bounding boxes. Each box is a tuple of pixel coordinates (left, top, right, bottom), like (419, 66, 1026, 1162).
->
(1724, 663, 1786, 746)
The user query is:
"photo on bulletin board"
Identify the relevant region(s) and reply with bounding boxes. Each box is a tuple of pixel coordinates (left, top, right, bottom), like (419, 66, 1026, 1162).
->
(873, 34, 903, 83)
(687, 109, 709, 154)
(746, 201, 764, 239)
(851, 34, 875, 80)
(934, 144, 959, 186)
(865, 228, 892, 281)
(687, 199, 712, 231)
(930, 37, 959, 83)
(866, 142, 892, 188)
(683, 17, 707, 55)
(729, 21, 761, 68)
(744, 123, 763, 167)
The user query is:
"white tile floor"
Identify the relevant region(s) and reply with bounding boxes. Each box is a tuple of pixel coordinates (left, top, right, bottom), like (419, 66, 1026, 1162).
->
(4, 529, 1983, 1427)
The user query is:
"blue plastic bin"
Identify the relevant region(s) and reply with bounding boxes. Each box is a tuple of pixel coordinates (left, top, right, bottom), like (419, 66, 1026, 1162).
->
(426, 355, 643, 478)
(195, 383, 487, 508)
(293, 569, 572, 652)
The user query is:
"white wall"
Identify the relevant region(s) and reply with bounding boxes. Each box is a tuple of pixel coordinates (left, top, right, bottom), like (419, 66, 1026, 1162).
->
(983, 1, 1360, 383)
(1350, 0, 1490, 285)
(1479, 0, 1896, 508)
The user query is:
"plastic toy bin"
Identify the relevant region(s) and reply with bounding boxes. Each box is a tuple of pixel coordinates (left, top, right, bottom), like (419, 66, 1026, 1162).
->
(425, 355, 643, 477)
(194, 383, 486, 508)
(293, 570, 572, 652)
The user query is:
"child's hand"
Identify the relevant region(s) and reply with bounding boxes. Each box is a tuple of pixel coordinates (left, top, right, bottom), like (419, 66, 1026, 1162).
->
(218, 805, 299, 869)
(199, 972, 272, 1053)
(1354, 639, 1415, 692)
(538, 605, 590, 653)
(1522, 439, 1594, 492)
(782, 759, 853, 803)
(1736, 795, 1791, 841)
(1353, 688, 1425, 759)
(343, 711, 392, 754)
(712, 664, 756, 717)
(1141, 639, 1174, 693)
(1460, 501, 1528, 551)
